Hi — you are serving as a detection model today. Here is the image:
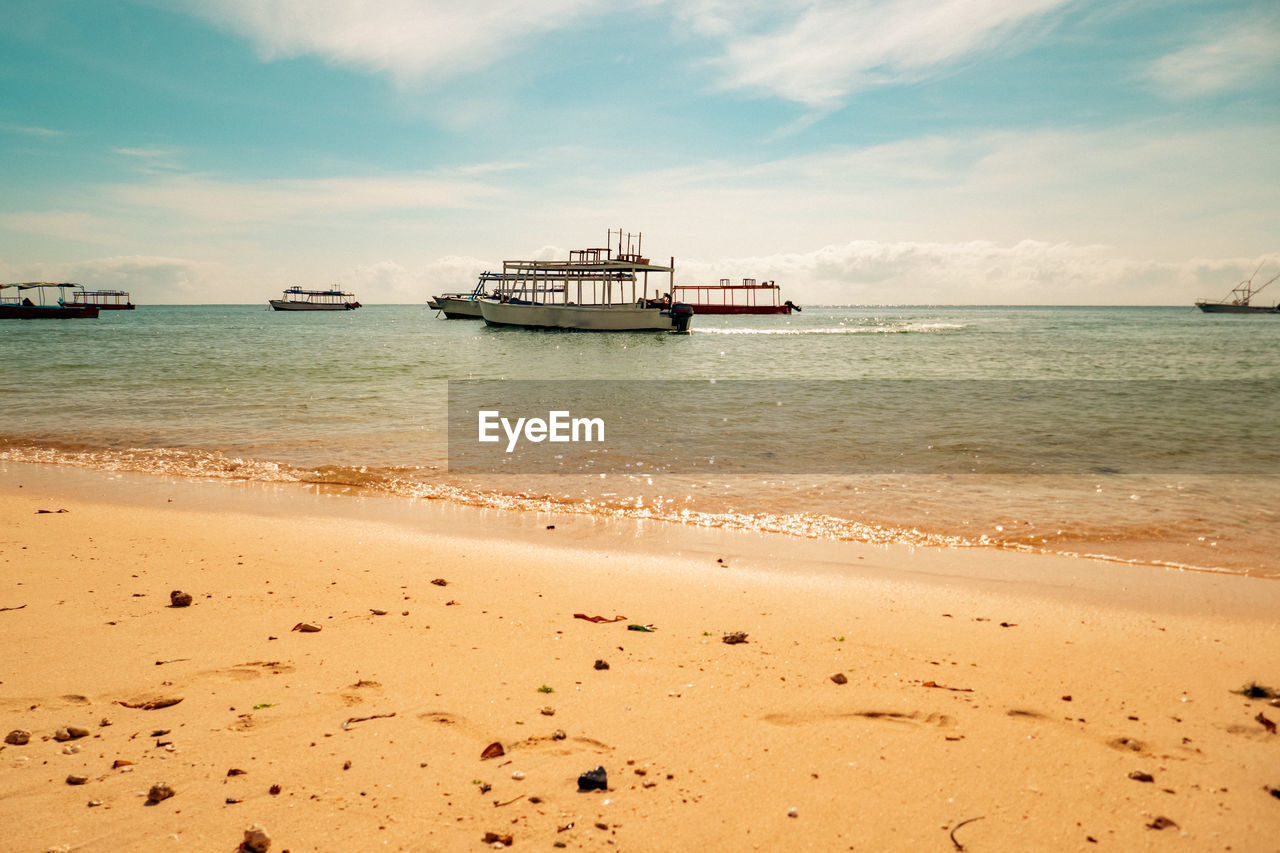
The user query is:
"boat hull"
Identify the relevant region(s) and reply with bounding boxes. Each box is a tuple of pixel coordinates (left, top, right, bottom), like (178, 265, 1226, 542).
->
(0, 304, 99, 319)
(435, 296, 485, 319)
(479, 299, 691, 332)
(269, 300, 359, 311)
(1195, 301, 1278, 314)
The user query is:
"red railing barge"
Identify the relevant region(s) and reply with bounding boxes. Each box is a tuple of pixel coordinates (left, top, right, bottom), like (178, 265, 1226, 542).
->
(670, 279, 799, 315)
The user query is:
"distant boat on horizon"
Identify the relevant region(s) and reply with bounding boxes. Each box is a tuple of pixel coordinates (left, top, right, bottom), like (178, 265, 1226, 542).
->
(269, 285, 361, 311)
(1195, 265, 1279, 314)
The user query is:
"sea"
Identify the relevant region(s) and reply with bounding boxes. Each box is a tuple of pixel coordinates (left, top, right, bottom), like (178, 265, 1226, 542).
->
(2, 304, 1277, 578)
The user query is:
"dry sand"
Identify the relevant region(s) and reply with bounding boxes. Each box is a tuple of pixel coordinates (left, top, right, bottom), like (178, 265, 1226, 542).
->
(1, 462, 1278, 852)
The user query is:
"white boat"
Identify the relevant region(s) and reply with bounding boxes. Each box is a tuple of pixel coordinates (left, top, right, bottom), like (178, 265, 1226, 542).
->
(269, 286, 361, 311)
(476, 230, 693, 332)
(432, 271, 565, 319)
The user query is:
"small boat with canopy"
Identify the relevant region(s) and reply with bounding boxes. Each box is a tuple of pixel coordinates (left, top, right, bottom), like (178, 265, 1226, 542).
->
(269, 286, 361, 311)
(0, 283, 100, 319)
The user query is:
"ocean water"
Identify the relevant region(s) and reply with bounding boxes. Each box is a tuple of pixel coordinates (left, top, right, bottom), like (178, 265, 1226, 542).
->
(1, 304, 1277, 576)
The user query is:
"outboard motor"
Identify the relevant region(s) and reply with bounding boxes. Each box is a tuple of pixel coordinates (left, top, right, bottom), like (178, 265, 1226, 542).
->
(666, 302, 695, 332)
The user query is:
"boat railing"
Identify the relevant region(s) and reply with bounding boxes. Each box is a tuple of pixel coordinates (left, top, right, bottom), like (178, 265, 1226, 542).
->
(673, 279, 783, 308)
(68, 289, 132, 306)
(280, 286, 356, 302)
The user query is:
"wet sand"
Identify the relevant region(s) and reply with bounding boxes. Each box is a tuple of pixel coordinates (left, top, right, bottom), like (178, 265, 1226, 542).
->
(1, 463, 1277, 852)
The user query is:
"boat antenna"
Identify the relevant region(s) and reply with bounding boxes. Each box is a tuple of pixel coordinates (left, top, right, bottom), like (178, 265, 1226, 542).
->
(1252, 270, 1280, 298)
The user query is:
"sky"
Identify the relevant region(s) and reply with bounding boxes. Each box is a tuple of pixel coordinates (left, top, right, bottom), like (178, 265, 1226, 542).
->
(1, 0, 1278, 305)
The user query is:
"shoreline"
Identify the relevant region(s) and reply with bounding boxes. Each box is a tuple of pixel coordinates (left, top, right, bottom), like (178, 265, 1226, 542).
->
(1, 463, 1278, 850)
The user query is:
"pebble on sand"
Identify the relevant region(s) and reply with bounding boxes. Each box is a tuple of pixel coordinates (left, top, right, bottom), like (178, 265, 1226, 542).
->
(169, 590, 192, 607)
(54, 726, 89, 742)
(146, 782, 175, 804)
(4, 730, 30, 745)
(577, 766, 608, 791)
(241, 824, 272, 853)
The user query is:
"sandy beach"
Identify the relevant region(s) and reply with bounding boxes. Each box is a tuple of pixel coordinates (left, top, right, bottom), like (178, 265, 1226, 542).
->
(1, 462, 1277, 852)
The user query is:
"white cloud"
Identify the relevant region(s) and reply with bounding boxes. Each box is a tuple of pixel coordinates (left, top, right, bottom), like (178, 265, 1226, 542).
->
(681, 0, 1071, 106)
(107, 169, 510, 223)
(0, 210, 137, 249)
(0, 255, 235, 302)
(174, 1, 1071, 106)
(114, 145, 186, 173)
(0, 122, 64, 137)
(1146, 10, 1280, 98)
(678, 240, 1280, 306)
(180, 0, 603, 84)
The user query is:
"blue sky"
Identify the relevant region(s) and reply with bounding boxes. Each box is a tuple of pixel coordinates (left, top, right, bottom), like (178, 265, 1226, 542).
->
(1, 0, 1277, 304)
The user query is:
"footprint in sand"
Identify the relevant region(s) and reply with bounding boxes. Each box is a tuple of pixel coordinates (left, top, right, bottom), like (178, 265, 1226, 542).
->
(762, 709, 956, 729)
(200, 661, 297, 682)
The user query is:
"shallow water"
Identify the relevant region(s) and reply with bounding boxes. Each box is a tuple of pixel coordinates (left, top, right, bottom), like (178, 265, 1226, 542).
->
(2, 304, 1276, 575)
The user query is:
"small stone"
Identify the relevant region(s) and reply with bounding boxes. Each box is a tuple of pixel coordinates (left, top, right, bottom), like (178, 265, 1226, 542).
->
(54, 727, 90, 741)
(99, 718, 113, 727)
(169, 590, 192, 607)
(722, 631, 748, 645)
(1146, 816, 1177, 831)
(830, 673, 848, 685)
(552, 729, 567, 740)
(431, 578, 448, 586)
(62, 744, 81, 755)
(4, 730, 30, 745)
(1128, 771, 1155, 783)
(787, 807, 798, 818)
(87, 800, 102, 807)
(146, 782, 175, 803)
(66, 774, 89, 785)
(291, 622, 321, 632)
(242, 824, 272, 853)
(594, 659, 610, 670)
(577, 766, 607, 791)
(512, 770, 525, 781)
(540, 706, 555, 716)
(370, 609, 388, 616)
(481, 832, 513, 847)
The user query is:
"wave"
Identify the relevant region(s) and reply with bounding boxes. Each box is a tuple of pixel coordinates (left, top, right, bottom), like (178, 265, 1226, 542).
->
(696, 323, 966, 335)
(2, 439, 1271, 579)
